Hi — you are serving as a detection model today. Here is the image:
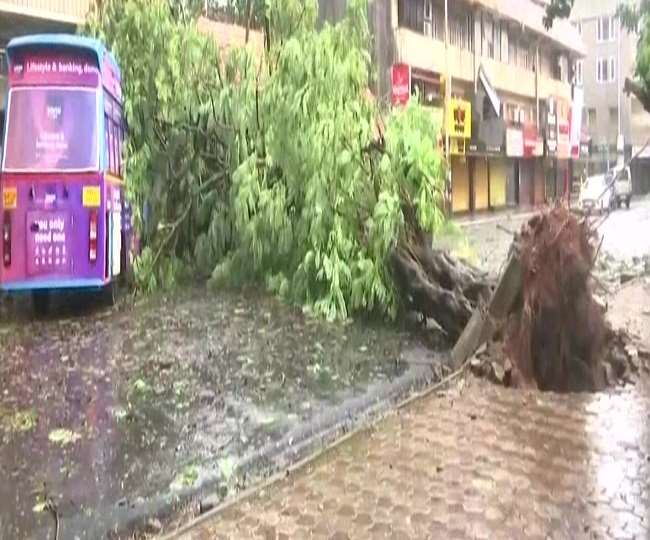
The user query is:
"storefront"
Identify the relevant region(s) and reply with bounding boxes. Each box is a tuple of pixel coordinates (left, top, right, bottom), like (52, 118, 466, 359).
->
(522, 123, 544, 206)
(467, 66, 506, 212)
(505, 127, 524, 207)
(468, 142, 506, 211)
(446, 98, 472, 213)
(556, 97, 571, 201)
(544, 97, 559, 202)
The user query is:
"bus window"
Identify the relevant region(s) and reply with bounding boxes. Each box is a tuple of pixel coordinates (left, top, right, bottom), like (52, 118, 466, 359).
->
(113, 123, 120, 176)
(4, 87, 99, 172)
(104, 114, 111, 172)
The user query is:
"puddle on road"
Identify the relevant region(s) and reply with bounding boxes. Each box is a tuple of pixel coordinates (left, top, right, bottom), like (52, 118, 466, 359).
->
(0, 287, 427, 538)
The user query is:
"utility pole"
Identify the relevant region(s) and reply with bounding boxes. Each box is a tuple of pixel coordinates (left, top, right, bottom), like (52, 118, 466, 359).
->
(444, 0, 452, 211)
(617, 2, 624, 166)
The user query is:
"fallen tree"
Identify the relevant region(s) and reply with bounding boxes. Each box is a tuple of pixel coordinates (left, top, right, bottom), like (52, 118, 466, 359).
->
(87, 0, 494, 335)
(391, 206, 492, 341)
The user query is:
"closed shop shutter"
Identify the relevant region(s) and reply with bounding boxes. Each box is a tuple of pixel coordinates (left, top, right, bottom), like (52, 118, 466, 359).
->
(474, 157, 489, 210)
(534, 159, 545, 204)
(519, 159, 534, 206)
(451, 157, 470, 213)
(506, 159, 518, 207)
(556, 160, 566, 199)
(489, 158, 508, 208)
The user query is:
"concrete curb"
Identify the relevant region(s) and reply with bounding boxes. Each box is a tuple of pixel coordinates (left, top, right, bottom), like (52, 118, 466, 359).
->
(162, 349, 462, 540)
(42, 347, 446, 539)
(456, 210, 538, 228)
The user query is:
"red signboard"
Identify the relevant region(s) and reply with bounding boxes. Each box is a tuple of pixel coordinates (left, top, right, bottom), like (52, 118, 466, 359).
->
(9, 51, 100, 87)
(557, 98, 571, 159)
(391, 64, 411, 106)
(523, 124, 543, 158)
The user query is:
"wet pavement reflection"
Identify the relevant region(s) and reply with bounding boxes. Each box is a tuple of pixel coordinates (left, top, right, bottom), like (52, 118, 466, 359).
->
(179, 378, 650, 540)
(0, 287, 430, 539)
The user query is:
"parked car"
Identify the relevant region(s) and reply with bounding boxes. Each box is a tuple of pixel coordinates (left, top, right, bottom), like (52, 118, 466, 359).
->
(608, 165, 632, 209)
(579, 174, 614, 213)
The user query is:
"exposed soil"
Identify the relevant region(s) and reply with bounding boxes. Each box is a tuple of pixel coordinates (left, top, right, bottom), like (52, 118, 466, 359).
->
(467, 207, 647, 392)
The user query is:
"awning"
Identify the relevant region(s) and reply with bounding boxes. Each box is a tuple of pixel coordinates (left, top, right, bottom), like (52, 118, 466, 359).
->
(478, 65, 500, 118)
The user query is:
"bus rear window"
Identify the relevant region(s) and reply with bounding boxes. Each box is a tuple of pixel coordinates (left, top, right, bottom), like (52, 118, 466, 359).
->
(3, 87, 98, 172)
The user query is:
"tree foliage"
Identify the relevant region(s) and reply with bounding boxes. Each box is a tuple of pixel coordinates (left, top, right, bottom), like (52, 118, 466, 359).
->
(85, 0, 446, 321)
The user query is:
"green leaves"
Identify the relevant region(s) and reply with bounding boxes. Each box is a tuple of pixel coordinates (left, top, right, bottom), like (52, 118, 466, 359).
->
(87, 0, 447, 324)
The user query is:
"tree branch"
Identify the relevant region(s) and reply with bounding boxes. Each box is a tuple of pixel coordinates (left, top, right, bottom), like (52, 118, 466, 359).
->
(624, 77, 650, 114)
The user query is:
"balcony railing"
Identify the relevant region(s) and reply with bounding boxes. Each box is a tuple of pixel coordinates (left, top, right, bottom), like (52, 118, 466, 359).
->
(394, 28, 474, 84)
(0, 0, 92, 24)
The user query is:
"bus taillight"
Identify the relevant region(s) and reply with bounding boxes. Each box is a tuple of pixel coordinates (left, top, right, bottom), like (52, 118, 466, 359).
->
(2, 213, 11, 267)
(89, 211, 98, 263)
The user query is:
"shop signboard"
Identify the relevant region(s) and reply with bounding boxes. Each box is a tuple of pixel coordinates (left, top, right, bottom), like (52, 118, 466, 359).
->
(545, 97, 557, 157)
(391, 63, 411, 106)
(570, 87, 584, 159)
(523, 124, 543, 158)
(468, 141, 503, 156)
(557, 97, 571, 159)
(506, 127, 524, 157)
(446, 98, 472, 139)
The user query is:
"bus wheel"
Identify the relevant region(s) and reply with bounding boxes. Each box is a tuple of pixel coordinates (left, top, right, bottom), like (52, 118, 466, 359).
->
(32, 292, 51, 316)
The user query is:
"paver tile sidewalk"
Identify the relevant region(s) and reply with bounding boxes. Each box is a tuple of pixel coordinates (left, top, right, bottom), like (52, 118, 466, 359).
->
(175, 377, 650, 540)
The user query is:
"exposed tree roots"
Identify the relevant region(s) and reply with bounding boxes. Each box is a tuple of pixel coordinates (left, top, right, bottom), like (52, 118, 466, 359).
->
(504, 207, 609, 392)
(391, 227, 492, 342)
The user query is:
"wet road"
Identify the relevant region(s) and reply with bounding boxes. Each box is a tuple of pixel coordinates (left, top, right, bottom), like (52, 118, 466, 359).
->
(177, 377, 650, 540)
(0, 288, 435, 539)
(460, 197, 650, 276)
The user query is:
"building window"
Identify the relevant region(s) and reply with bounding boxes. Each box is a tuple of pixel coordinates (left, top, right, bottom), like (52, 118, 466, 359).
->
(596, 57, 616, 83)
(587, 108, 597, 127)
(524, 46, 536, 71)
(397, 0, 421, 33)
(411, 77, 440, 107)
(432, 5, 444, 40)
(423, 0, 432, 36)
(609, 106, 618, 127)
(450, 12, 473, 50)
(575, 59, 583, 86)
(482, 14, 497, 59)
(508, 34, 518, 66)
(597, 16, 615, 42)
(501, 24, 509, 64)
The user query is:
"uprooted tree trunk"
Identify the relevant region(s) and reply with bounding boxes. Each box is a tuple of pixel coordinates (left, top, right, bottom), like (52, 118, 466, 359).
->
(504, 207, 609, 392)
(390, 205, 492, 341)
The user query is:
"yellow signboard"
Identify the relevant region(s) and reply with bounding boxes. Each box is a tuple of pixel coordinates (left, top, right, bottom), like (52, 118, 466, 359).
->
(3, 188, 17, 210)
(450, 138, 466, 156)
(82, 186, 101, 208)
(446, 98, 472, 139)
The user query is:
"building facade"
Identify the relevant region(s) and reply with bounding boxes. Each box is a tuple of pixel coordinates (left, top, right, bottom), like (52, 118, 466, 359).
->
(381, 0, 585, 213)
(571, 0, 650, 193)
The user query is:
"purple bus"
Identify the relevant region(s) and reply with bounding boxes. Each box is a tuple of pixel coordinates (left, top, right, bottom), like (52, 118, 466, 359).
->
(0, 35, 132, 310)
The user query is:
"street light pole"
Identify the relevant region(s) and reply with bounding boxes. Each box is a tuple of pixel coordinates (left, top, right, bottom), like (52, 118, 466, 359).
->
(444, 0, 451, 211)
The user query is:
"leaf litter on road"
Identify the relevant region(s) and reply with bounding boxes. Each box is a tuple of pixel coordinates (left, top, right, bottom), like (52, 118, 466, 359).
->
(48, 429, 81, 446)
